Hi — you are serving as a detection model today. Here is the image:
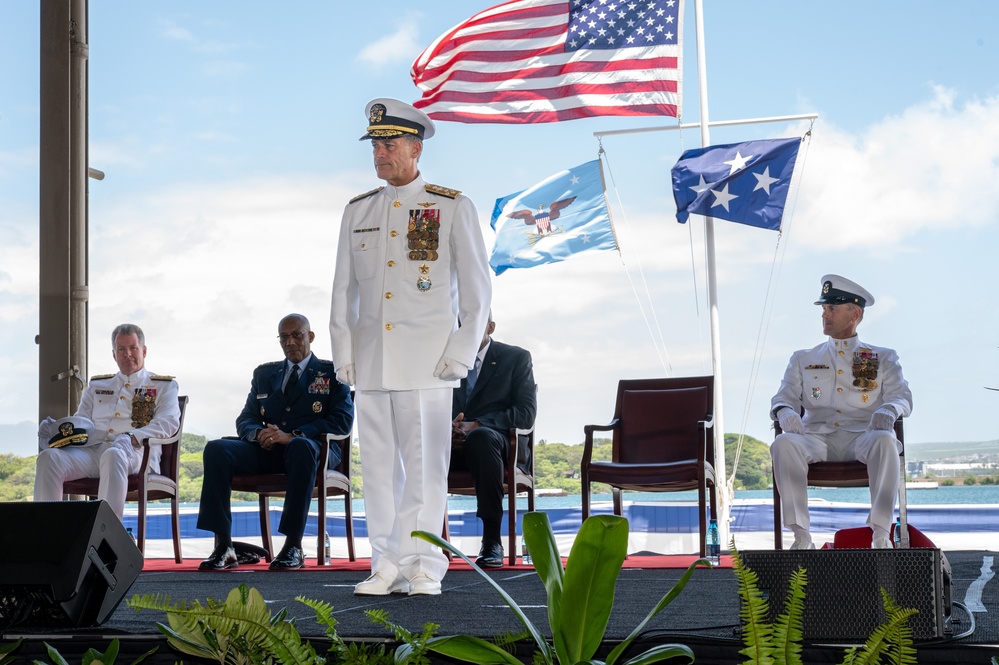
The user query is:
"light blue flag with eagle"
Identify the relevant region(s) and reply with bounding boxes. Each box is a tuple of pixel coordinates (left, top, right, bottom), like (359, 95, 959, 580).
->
(489, 159, 618, 275)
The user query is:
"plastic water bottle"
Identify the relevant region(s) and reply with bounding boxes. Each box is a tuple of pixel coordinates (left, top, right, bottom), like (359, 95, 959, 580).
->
(521, 538, 532, 565)
(324, 531, 331, 565)
(893, 517, 903, 549)
(126, 527, 136, 546)
(707, 519, 721, 565)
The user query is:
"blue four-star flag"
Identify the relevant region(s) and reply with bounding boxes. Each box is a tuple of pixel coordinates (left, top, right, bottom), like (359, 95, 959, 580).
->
(671, 137, 801, 231)
(490, 159, 618, 275)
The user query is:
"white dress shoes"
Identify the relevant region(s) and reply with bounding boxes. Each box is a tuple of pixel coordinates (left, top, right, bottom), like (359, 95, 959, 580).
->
(789, 534, 814, 550)
(408, 572, 442, 596)
(353, 572, 409, 596)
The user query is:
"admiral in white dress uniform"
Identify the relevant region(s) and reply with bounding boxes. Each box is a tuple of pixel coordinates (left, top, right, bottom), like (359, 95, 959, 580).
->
(34, 323, 180, 519)
(770, 275, 912, 550)
(330, 98, 492, 596)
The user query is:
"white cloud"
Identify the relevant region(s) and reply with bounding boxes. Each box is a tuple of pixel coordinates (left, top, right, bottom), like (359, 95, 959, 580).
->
(356, 17, 424, 68)
(790, 88, 999, 249)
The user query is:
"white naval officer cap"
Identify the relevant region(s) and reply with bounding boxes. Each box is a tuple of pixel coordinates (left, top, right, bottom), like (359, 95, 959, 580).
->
(47, 416, 95, 448)
(360, 98, 435, 141)
(814, 274, 875, 308)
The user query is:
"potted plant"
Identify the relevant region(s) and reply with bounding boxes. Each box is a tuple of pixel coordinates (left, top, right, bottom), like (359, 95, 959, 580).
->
(409, 511, 703, 665)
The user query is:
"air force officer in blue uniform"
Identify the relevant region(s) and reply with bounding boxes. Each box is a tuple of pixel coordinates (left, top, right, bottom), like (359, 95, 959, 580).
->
(197, 314, 354, 570)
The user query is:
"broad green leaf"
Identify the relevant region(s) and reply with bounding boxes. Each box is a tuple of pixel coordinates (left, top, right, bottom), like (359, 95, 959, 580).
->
(606, 559, 709, 665)
(523, 511, 564, 649)
(558, 514, 629, 664)
(425, 635, 525, 665)
(619, 643, 694, 665)
(412, 529, 553, 664)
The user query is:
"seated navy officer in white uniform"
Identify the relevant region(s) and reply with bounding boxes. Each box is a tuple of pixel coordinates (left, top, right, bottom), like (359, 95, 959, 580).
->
(770, 275, 912, 550)
(34, 323, 180, 519)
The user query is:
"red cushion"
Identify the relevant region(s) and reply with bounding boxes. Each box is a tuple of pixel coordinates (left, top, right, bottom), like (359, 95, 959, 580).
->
(833, 524, 936, 549)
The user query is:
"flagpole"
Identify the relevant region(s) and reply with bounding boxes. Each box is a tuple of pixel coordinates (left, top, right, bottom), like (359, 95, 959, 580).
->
(693, 0, 731, 545)
(592, 112, 819, 138)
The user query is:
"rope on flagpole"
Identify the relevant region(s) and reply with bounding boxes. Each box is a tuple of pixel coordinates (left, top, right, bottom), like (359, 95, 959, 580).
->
(727, 120, 817, 489)
(597, 140, 673, 376)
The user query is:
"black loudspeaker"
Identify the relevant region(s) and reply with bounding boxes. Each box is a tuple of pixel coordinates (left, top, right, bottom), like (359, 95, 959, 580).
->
(0, 501, 143, 627)
(740, 548, 951, 642)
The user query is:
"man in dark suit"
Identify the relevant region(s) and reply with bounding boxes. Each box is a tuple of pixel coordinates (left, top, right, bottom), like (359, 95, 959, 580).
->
(451, 315, 536, 568)
(197, 313, 354, 570)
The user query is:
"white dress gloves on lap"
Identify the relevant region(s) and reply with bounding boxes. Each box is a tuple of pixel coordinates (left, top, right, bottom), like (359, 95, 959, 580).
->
(776, 408, 805, 435)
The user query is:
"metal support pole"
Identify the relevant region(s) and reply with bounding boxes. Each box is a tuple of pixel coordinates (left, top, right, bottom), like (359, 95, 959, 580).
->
(38, 0, 89, 421)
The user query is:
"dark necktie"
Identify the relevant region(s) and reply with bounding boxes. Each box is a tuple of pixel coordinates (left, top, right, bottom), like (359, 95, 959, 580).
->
(284, 364, 300, 399)
(465, 358, 481, 398)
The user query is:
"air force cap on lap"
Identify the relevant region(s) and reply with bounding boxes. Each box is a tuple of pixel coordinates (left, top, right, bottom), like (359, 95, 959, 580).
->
(815, 274, 875, 308)
(360, 98, 435, 141)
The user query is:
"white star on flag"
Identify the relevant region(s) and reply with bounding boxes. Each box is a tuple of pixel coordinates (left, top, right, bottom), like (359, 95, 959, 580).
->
(753, 167, 779, 194)
(710, 184, 738, 211)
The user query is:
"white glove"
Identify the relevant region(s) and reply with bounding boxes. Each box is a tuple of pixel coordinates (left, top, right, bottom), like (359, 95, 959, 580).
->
(433, 356, 469, 381)
(336, 364, 355, 386)
(111, 432, 136, 454)
(870, 407, 897, 431)
(776, 407, 805, 435)
(37, 416, 57, 451)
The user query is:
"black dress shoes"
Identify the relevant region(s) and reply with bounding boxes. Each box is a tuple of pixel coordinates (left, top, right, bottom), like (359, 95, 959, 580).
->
(199, 545, 238, 571)
(475, 540, 504, 569)
(269, 544, 305, 570)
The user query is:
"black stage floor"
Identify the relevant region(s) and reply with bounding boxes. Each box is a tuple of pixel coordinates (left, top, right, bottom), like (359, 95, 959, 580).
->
(4, 550, 999, 664)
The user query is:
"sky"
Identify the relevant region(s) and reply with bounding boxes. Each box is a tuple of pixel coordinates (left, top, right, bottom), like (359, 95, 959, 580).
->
(2, 1, 999, 462)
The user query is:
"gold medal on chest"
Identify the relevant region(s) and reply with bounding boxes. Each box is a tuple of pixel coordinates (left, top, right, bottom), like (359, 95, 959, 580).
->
(417, 263, 432, 292)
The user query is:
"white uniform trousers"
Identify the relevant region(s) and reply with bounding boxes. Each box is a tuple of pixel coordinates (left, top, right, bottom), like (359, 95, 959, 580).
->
(771, 428, 901, 533)
(357, 388, 452, 582)
(34, 438, 143, 518)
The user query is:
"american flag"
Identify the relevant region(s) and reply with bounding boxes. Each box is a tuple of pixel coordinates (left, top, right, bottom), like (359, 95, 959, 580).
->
(410, 0, 683, 124)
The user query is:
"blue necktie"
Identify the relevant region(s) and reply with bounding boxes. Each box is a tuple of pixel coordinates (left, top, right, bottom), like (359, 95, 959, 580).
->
(466, 358, 481, 398)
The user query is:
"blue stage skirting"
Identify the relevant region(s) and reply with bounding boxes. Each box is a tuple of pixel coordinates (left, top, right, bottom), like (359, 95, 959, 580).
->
(122, 501, 999, 540)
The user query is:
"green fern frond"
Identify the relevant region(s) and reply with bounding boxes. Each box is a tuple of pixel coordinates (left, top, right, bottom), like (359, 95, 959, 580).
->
(771, 567, 807, 665)
(297, 595, 341, 647)
(731, 544, 775, 665)
(841, 589, 918, 665)
(132, 584, 322, 665)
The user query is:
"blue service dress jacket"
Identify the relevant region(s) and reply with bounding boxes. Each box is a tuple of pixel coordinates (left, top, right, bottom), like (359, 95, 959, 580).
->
(236, 355, 353, 447)
(196, 354, 353, 542)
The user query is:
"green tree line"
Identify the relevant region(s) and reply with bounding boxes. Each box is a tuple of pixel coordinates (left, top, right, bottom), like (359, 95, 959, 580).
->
(0, 431, 777, 503)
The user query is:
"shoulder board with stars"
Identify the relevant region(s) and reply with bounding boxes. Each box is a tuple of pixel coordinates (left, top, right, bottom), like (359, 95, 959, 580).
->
(349, 187, 384, 204)
(425, 184, 460, 199)
(90, 373, 115, 380)
(151, 375, 175, 381)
